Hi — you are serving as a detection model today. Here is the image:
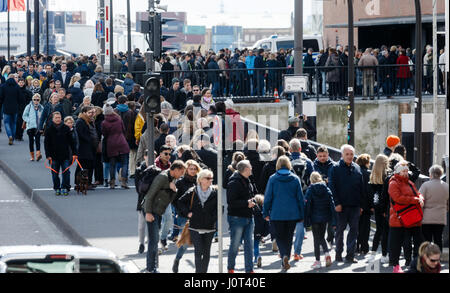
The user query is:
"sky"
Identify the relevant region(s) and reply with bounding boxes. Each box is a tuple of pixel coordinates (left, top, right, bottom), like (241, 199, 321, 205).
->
(1, 0, 315, 28)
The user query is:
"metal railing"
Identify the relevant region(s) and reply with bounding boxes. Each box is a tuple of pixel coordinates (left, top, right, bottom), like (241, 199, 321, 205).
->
(106, 63, 446, 100)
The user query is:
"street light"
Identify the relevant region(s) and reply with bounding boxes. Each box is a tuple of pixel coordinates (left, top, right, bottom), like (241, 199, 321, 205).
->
(414, 0, 423, 171)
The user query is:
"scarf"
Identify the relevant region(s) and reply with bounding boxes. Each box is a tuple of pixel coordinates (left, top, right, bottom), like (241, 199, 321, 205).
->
(196, 185, 212, 207)
(420, 256, 441, 273)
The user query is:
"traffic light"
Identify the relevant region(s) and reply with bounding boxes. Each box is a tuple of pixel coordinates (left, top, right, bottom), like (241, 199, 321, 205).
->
(144, 75, 161, 113)
(153, 14, 177, 59)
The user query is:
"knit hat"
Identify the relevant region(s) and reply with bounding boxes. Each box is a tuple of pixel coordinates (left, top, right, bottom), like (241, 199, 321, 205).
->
(74, 82, 80, 88)
(394, 161, 409, 174)
(386, 135, 400, 148)
(103, 104, 114, 116)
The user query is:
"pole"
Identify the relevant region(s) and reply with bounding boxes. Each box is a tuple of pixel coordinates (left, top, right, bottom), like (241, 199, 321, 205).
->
(432, 0, 438, 165)
(7, 9, 10, 61)
(294, 0, 303, 115)
(414, 0, 423, 171)
(109, 0, 114, 74)
(27, 0, 31, 56)
(127, 0, 132, 72)
(216, 113, 224, 273)
(348, 0, 355, 146)
(147, 113, 155, 165)
(46, 10, 49, 56)
(34, 0, 39, 55)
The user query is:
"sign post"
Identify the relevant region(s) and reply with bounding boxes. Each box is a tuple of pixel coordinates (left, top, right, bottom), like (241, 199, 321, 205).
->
(213, 115, 223, 273)
(283, 75, 310, 94)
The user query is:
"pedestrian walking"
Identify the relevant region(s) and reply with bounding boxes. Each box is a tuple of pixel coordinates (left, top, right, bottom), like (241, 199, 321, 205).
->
(44, 111, 77, 196)
(328, 145, 366, 264)
(226, 160, 256, 274)
(367, 154, 391, 264)
(177, 169, 218, 273)
(0, 75, 24, 145)
(172, 160, 201, 273)
(388, 160, 425, 273)
(143, 161, 186, 273)
(75, 106, 97, 190)
(419, 165, 449, 251)
(356, 154, 372, 256)
(22, 93, 44, 161)
(304, 172, 336, 269)
(263, 156, 305, 273)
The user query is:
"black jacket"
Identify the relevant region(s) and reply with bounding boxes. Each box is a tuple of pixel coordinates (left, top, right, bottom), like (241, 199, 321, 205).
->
(44, 123, 76, 161)
(0, 78, 24, 115)
(300, 140, 317, 161)
(313, 158, 335, 183)
(244, 149, 264, 193)
(91, 91, 108, 107)
(75, 116, 96, 160)
(278, 126, 299, 142)
(174, 174, 197, 214)
(196, 147, 218, 184)
(226, 172, 255, 218)
(328, 159, 366, 208)
(360, 166, 372, 211)
(177, 186, 218, 230)
(258, 160, 277, 194)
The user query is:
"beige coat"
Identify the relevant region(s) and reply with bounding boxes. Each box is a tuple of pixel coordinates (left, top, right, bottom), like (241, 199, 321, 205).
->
(419, 179, 449, 225)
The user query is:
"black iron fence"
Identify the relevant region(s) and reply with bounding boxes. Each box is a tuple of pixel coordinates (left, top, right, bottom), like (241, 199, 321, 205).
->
(108, 63, 446, 100)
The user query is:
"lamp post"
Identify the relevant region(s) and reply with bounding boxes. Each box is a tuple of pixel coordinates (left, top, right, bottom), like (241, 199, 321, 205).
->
(34, 0, 39, 55)
(347, 0, 355, 147)
(27, 0, 31, 56)
(414, 0, 423, 170)
(294, 0, 303, 115)
(127, 0, 132, 71)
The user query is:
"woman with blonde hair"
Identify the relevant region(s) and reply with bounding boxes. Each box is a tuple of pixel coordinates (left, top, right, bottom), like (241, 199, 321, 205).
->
(171, 159, 202, 272)
(407, 242, 441, 273)
(304, 171, 336, 269)
(367, 154, 391, 263)
(68, 75, 81, 89)
(2, 65, 11, 80)
(176, 169, 218, 273)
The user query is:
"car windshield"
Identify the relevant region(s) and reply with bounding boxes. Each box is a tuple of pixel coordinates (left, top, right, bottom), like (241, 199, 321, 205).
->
(5, 259, 120, 273)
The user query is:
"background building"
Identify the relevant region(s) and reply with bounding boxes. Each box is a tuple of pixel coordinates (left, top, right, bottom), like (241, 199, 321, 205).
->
(323, 0, 445, 49)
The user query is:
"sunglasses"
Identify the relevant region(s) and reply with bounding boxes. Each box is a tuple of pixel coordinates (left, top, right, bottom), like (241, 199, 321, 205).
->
(429, 258, 440, 263)
(32, 99, 40, 102)
(205, 177, 213, 181)
(193, 89, 200, 91)
(162, 152, 171, 156)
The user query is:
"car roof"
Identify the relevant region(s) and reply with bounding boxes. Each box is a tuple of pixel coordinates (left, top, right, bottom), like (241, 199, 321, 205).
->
(0, 245, 118, 261)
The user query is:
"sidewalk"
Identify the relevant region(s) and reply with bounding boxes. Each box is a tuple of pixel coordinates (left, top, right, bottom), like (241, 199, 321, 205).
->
(0, 134, 448, 273)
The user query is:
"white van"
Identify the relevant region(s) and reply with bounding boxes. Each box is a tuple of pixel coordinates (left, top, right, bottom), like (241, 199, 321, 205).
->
(252, 35, 323, 59)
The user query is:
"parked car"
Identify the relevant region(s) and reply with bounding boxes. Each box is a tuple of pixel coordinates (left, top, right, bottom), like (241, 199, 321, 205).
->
(0, 245, 139, 273)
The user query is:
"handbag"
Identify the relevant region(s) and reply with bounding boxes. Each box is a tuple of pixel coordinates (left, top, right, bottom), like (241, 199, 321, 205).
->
(176, 191, 195, 248)
(391, 183, 423, 228)
(22, 122, 27, 130)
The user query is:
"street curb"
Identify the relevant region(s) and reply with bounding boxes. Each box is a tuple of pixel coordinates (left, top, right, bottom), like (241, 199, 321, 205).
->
(0, 159, 91, 247)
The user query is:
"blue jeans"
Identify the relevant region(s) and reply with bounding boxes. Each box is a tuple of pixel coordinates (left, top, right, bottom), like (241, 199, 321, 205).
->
(335, 206, 360, 257)
(294, 221, 305, 255)
(3, 113, 17, 139)
(160, 204, 173, 241)
(51, 159, 71, 191)
(254, 236, 261, 262)
(175, 216, 188, 260)
(146, 214, 162, 272)
(227, 216, 254, 273)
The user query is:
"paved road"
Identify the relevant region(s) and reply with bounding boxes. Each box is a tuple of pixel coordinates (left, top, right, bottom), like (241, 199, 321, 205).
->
(0, 169, 72, 246)
(0, 134, 448, 273)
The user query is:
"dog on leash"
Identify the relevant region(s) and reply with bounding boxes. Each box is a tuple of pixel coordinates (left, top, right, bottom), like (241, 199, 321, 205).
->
(75, 169, 89, 195)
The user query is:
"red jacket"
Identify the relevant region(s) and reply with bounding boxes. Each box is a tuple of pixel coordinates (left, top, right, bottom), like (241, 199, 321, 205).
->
(388, 174, 422, 228)
(225, 109, 244, 143)
(396, 55, 412, 79)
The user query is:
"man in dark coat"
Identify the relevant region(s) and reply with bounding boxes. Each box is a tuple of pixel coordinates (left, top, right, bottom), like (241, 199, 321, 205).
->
(53, 63, 73, 90)
(16, 78, 32, 141)
(278, 116, 300, 143)
(0, 76, 24, 145)
(44, 111, 77, 195)
(328, 144, 366, 264)
(304, 48, 316, 94)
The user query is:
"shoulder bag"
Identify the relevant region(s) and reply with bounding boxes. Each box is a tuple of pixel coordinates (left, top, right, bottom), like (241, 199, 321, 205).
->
(176, 190, 195, 248)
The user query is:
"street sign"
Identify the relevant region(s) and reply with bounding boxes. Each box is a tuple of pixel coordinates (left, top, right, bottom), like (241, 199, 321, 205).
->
(284, 75, 309, 93)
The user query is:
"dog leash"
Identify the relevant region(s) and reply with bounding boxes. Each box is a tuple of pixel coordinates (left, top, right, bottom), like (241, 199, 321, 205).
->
(45, 157, 84, 174)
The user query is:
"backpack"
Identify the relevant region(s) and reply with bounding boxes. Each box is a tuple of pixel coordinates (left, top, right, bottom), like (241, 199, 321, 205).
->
(291, 157, 310, 192)
(135, 163, 162, 211)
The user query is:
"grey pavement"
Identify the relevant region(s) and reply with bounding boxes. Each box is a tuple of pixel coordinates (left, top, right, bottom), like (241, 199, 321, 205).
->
(0, 134, 448, 273)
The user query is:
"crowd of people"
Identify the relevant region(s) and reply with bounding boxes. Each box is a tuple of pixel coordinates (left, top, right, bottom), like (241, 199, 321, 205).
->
(0, 51, 448, 274)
